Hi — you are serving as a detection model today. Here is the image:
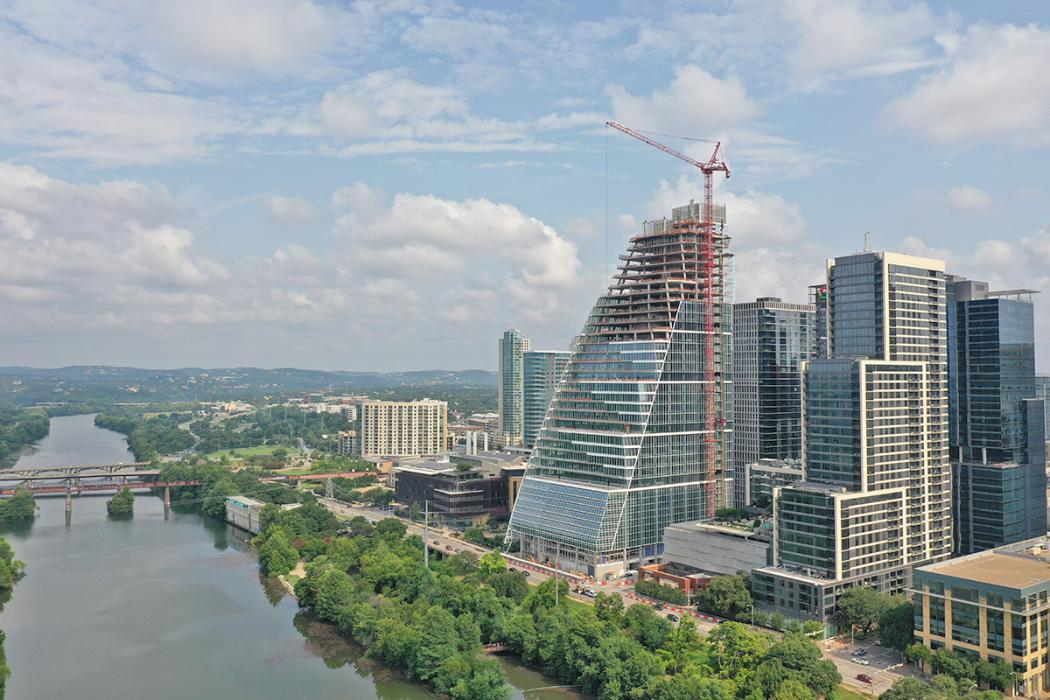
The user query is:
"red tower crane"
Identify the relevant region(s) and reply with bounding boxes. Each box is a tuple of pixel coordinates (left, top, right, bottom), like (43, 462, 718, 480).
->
(606, 120, 731, 517)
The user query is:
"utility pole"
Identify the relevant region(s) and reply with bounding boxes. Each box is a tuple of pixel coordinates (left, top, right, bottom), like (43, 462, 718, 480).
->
(423, 499, 430, 571)
(554, 569, 559, 607)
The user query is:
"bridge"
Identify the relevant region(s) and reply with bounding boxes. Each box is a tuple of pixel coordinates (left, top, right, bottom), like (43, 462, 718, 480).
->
(0, 463, 153, 481)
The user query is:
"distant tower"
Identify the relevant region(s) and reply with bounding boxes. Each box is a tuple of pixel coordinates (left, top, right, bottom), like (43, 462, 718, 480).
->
(498, 329, 530, 446)
(522, 350, 570, 449)
(508, 201, 733, 578)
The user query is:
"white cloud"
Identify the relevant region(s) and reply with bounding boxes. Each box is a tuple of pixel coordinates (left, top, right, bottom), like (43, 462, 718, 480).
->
(649, 176, 805, 248)
(607, 64, 758, 136)
(947, 186, 992, 213)
(784, 0, 943, 91)
(0, 30, 233, 165)
(265, 195, 314, 225)
(887, 23, 1050, 146)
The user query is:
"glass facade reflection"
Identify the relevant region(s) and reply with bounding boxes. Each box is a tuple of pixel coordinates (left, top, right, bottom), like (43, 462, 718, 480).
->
(950, 282, 1046, 554)
(522, 350, 570, 449)
(732, 298, 815, 506)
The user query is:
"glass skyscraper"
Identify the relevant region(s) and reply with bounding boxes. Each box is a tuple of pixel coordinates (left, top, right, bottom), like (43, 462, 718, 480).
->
(732, 298, 815, 507)
(753, 251, 952, 624)
(522, 350, 570, 449)
(507, 202, 733, 579)
(498, 329, 530, 446)
(950, 280, 1046, 554)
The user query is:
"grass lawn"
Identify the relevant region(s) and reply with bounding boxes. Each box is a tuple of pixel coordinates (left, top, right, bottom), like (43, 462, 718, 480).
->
(832, 687, 874, 700)
(286, 574, 301, 586)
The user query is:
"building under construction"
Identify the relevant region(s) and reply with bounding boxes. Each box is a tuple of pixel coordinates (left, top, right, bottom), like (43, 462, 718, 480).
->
(506, 200, 734, 579)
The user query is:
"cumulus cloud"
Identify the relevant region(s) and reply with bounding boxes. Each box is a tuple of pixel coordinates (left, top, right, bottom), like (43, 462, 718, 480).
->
(784, 0, 943, 91)
(887, 23, 1050, 146)
(265, 195, 314, 225)
(947, 186, 992, 213)
(608, 65, 758, 136)
(649, 175, 805, 248)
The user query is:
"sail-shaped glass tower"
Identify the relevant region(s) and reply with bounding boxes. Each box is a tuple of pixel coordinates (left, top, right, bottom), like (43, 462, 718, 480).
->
(507, 202, 733, 579)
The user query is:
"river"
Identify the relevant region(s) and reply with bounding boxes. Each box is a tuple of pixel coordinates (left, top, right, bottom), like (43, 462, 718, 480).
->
(1, 415, 580, 700)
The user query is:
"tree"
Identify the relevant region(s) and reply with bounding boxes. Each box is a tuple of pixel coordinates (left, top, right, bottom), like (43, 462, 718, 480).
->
(624, 603, 672, 651)
(707, 621, 770, 680)
(696, 574, 752, 619)
(488, 571, 529, 603)
(258, 527, 298, 576)
(932, 649, 976, 682)
(451, 550, 479, 575)
(765, 633, 841, 698)
(906, 642, 934, 670)
(879, 599, 915, 651)
(202, 477, 238, 519)
(375, 518, 407, 541)
(771, 678, 815, 700)
(834, 587, 889, 635)
(881, 677, 937, 700)
(106, 487, 134, 518)
(975, 658, 1015, 692)
(477, 551, 507, 578)
(594, 592, 625, 623)
(0, 490, 37, 522)
(413, 607, 460, 681)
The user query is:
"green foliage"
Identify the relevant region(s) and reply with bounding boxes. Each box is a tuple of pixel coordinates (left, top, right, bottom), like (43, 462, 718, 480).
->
(882, 674, 1004, 700)
(713, 507, 747, 520)
(202, 478, 239, 519)
(0, 491, 36, 523)
(695, 574, 752, 620)
(0, 536, 25, 697)
(0, 408, 49, 465)
(878, 599, 914, 651)
(477, 551, 507, 578)
(975, 659, 1015, 692)
(258, 527, 299, 577)
(488, 570, 528, 603)
(95, 411, 194, 461)
(834, 587, 891, 635)
(105, 488, 134, 518)
(594, 591, 626, 624)
(906, 642, 934, 667)
(635, 578, 689, 605)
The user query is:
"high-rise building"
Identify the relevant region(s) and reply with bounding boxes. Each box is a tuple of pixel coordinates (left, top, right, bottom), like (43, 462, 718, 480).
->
(523, 350, 570, 449)
(1038, 375, 1050, 449)
(356, 399, 447, 457)
(498, 329, 531, 446)
(950, 280, 1046, 554)
(752, 251, 952, 623)
(507, 201, 733, 579)
(732, 297, 815, 506)
(808, 283, 829, 359)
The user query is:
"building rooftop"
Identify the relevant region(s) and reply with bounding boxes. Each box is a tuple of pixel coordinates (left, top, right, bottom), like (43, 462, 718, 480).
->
(918, 536, 1050, 591)
(226, 495, 266, 508)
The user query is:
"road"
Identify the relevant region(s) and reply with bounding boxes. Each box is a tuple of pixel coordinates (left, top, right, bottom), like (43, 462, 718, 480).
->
(317, 497, 911, 696)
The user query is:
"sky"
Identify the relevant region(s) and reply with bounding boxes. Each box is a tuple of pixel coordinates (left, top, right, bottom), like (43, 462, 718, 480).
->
(2, 0, 1050, 371)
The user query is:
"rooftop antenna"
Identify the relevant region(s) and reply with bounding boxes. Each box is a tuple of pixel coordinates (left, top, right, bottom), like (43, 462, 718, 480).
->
(863, 231, 872, 252)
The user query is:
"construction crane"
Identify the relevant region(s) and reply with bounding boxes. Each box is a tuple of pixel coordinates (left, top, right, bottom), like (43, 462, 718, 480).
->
(605, 120, 730, 518)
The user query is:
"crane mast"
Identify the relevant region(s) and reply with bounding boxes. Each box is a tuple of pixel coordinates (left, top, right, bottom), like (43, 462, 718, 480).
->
(606, 120, 730, 517)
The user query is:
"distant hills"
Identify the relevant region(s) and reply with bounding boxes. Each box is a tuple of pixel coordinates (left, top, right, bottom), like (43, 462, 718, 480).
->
(0, 365, 497, 406)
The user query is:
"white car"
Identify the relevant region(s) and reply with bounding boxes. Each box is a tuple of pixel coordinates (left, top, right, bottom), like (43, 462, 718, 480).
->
(851, 657, 871, 666)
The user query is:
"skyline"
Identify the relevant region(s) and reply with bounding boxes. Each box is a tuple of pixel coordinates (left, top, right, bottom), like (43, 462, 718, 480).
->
(2, 1, 1050, 371)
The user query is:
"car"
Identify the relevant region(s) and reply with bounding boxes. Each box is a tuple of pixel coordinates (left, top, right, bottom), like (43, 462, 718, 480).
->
(653, 603, 665, 611)
(856, 674, 872, 684)
(667, 613, 680, 623)
(852, 657, 870, 666)
(508, 567, 517, 572)
(874, 639, 882, 646)
(853, 648, 868, 656)
(445, 545, 454, 551)
(521, 571, 530, 577)
(582, 589, 598, 598)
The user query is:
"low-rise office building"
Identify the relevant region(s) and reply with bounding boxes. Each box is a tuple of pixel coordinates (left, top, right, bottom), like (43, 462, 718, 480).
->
(393, 453, 526, 525)
(913, 536, 1050, 697)
(225, 497, 301, 535)
(644, 520, 772, 597)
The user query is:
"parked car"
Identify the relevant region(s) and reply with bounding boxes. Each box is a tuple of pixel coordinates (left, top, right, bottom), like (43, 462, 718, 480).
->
(653, 603, 665, 611)
(508, 567, 517, 572)
(521, 571, 530, 577)
(445, 545, 454, 551)
(857, 674, 872, 684)
(667, 613, 680, 623)
(852, 657, 870, 666)
(853, 648, 868, 656)
(582, 588, 598, 598)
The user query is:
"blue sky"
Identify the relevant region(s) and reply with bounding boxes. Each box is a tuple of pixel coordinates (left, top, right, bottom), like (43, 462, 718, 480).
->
(1, 0, 1049, 371)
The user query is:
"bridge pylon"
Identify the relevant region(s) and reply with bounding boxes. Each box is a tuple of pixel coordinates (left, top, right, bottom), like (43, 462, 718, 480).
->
(65, 487, 72, 527)
(163, 486, 171, 520)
